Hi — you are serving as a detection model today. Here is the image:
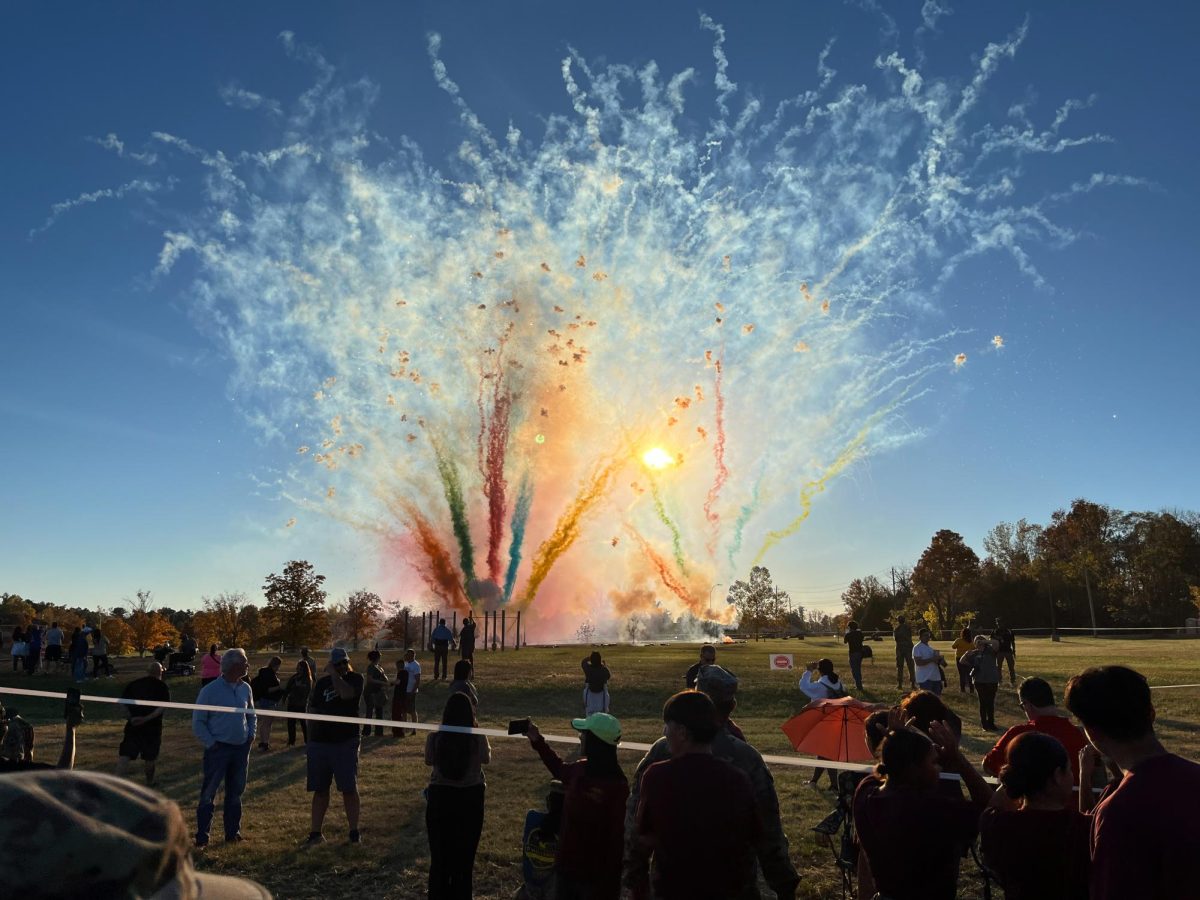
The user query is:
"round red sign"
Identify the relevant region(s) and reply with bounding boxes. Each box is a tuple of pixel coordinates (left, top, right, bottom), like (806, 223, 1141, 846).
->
(774, 655, 790, 668)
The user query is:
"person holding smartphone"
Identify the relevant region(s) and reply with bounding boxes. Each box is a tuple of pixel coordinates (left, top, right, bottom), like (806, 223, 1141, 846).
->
(524, 713, 629, 900)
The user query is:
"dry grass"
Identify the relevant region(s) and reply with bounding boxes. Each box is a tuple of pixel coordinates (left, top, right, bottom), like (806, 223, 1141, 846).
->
(4, 636, 1198, 899)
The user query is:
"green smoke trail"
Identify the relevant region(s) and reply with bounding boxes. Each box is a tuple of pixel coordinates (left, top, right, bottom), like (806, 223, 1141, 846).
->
(503, 473, 534, 604)
(727, 473, 763, 572)
(648, 474, 688, 576)
(433, 442, 476, 585)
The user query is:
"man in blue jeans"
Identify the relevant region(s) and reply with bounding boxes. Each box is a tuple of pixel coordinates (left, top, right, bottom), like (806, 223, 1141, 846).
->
(191, 647, 256, 849)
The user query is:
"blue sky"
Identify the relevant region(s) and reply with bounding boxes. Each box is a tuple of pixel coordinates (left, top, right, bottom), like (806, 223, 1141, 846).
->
(2, 1, 1197, 621)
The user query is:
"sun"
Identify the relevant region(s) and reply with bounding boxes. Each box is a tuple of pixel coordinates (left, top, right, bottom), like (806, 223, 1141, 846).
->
(641, 447, 674, 470)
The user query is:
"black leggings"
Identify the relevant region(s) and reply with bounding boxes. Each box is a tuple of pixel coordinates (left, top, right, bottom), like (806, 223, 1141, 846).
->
(286, 705, 308, 744)
(426, 783, 485, 899)
(976, 682, 998, 728)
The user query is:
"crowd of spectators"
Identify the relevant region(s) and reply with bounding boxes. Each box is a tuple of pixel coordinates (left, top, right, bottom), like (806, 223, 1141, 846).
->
(1, 628, 1198, 899)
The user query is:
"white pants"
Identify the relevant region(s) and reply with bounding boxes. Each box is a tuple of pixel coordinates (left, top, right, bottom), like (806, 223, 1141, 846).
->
(583, 686, 610, 715)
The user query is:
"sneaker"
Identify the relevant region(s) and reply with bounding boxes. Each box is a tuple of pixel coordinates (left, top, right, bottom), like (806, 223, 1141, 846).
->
(305, 832, 325, 846)
(225, 833, 246, 844)
(348, 830, 361, 844)
(258, 743, 271, 752)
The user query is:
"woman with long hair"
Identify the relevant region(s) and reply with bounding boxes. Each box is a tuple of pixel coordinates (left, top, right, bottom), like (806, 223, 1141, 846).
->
(853, 723, 993, 900)
(447, 658, 478, 707)
(524, 713, 629, 899)
(424, 691, 490, 899)
(199, 643, 222, 686)
(979, 732, 1090, 899)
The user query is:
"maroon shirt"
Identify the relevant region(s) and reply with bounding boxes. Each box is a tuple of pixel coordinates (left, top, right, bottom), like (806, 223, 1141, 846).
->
(983, 715, 1088, 781)
(532, 737, 628, 895)
(635, 753, 761, 900)
(1090, 752, 1200, 900)
(979, 806, 1090, 900)
(853, 777, 984, 900)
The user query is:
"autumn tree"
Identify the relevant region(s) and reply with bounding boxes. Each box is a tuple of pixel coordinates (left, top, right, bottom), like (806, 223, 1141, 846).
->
(1040, 500, 1116, 635)
(728, 566, 790, 641)
(194, 593, 257, 648)
(126, 590, 178, 657)
(911, 531, 980, 633)
(381, 602, 419, 646)
(338, 590, 384, 649)
(263, 560, 329, 649)
(841, 575, 892, 630)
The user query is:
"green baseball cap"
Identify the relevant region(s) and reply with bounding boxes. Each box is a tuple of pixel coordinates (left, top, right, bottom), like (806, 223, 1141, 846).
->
(571, 712, 622, 746)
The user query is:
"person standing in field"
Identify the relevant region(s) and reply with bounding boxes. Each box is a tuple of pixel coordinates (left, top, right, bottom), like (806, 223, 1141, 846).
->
(448, 658, 479, 707)
(361, 649, 389, 737)
(525, 713, 629, 900)
(893, 616, 915, 689)
(199, 644, 222, 686)
(992, 618, 1017, 686)
(913, 628, 944, 695)
(844, 620, 866, 691)
(430, 618, 454, 680)
(305, 647, 365, 845)
(298, 646, 317, 683)
(69, 626, 90, 683)
(284, 659, 313, 746)
(581, 651, 611, 715)
(117, 661, 170, 787)
(425, 691, 491, 898)
(391, 656, 410, 737)
(459, 615, 476, 663)
(1065, 665, 1200, 900)
(250, 656, 284, 751)
(191, 648, 256, 848)
(684, 644, 717, 689)
(950, 627, 975, 694)
(43, 622, 64, 674)
(960, 636, 1001, 731)
(401, 648, 422, 736)
(627, 691, 763, 900)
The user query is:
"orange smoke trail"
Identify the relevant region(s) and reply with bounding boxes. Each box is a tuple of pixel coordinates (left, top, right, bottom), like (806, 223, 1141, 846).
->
(401, 502, 472, 613)
(625, 526, 731, 622)
(703, 353, 728, 558)
(515, 457, 622, 609)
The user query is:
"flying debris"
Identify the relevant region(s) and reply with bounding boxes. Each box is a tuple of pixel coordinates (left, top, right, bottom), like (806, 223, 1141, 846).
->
(992, 335, 1004, 349)
(954, 353, 968, 367)
(534, 434, 546, 444)
(794, 341, 810, 353)
(285, 517, 297, 528)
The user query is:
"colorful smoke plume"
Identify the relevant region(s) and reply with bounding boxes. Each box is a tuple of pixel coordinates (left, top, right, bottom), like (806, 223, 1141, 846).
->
(132, 18, 1115, 638)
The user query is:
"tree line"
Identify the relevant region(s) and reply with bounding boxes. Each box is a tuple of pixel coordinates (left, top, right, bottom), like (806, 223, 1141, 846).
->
(840, 499, 1200, 634)
(1, 560, 426, 656)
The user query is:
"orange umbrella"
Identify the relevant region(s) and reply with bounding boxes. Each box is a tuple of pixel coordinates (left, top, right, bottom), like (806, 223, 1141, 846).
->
(780, 697, 882, 763)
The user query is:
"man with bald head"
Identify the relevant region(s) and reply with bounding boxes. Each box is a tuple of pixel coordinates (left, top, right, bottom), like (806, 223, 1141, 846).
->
(117, 660, 171, 786)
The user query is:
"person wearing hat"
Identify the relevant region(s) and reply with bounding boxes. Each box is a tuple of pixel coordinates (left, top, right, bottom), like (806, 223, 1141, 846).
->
(627, 691, 762, 900)
(0, 770, 270, 898)
(192, 647, 256, 848)
(305, 647, 365, 845)
(622, 669, 800, 900)
(524, 712, 629, 899)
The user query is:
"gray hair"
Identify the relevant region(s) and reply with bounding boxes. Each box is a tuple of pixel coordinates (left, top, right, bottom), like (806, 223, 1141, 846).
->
(220, 648, 248, 673)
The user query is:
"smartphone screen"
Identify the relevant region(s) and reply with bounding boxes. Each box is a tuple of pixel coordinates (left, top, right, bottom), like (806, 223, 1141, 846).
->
(507, 718, 530, 736)
(64, 686, 82, 718)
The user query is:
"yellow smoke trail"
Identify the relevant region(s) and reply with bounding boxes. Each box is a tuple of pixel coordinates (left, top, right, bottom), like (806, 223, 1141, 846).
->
(515, 456, 623, 609)
(752, 404, 893, 564)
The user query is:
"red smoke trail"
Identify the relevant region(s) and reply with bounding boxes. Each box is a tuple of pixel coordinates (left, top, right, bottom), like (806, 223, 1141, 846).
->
(703, 352, 729, 557)
(516, 457, 621, 609)
(483, 384, 512, 584)
(626, 526, 707, 617)
(401, 503, 471, 613)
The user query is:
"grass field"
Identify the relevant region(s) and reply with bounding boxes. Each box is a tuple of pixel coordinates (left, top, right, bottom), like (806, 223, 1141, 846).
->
(3, 637, 1198, 899)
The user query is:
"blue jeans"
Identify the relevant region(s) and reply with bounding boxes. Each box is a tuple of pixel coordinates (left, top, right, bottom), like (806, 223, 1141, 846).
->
(919, 678, 944, 696)
(848, 652, 864, 690)
(196, 739, 252, 844)
(72, 657, 88, 681)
